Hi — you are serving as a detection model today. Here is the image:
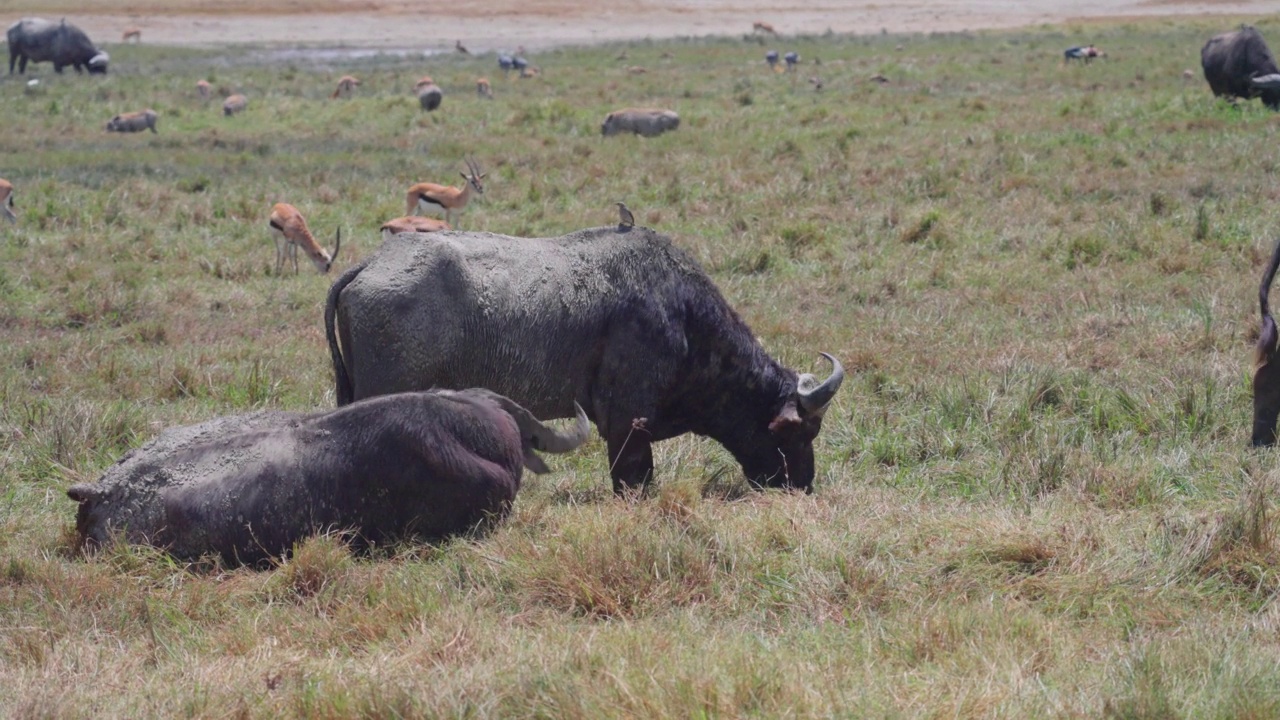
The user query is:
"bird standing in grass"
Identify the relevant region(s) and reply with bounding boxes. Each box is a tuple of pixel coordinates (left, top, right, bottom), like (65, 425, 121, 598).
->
(615, 202, 635, 229)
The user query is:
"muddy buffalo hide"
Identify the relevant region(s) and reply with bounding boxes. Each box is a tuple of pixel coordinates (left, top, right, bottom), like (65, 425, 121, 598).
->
(66, 392, 540, 566)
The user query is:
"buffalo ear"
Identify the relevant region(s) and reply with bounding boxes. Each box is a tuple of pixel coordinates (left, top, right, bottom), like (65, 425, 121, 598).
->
(66, 484, 104, 503)
(768, 401, 802, 433)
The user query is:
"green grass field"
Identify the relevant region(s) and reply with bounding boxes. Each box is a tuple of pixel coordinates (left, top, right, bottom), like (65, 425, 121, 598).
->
(4, 17, 1280, 717)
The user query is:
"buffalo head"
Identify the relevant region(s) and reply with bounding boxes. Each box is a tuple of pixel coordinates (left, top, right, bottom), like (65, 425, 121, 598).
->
(734, 353, 844, 492)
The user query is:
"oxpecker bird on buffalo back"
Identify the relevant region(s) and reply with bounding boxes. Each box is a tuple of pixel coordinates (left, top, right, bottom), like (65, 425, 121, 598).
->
(325, 226, 845, 494)
(1253, 237, 1280, 446)
(65, 389, 589, 566)
(1202, 25, 1280, 110)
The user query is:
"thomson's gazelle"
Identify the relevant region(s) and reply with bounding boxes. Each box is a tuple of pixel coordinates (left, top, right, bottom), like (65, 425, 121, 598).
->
(268, 203, 341, 276)
(405, 158, 486, 228)
(380, 216, 451, 242)
(0, 179, 16, 223)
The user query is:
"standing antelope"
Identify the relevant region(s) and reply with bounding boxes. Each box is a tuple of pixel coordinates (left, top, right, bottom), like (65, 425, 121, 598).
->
(405, 158, 486, 227)
(752, 21, 777, 35)
(267, 203, 341, 276)
(0, 179, 16, 224)
(122, 27, 141, 43)
(223, 94, 248, 116)
(196, 79, 211, 99)
(476, 77, 493, 98)
(331, 75, 360, 99)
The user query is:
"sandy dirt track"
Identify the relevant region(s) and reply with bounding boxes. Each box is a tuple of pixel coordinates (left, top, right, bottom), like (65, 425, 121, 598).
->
(7, 0, 1279, 53)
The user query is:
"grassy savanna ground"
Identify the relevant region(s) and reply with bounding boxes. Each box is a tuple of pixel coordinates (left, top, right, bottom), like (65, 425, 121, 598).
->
(5, 16, 1280, 716)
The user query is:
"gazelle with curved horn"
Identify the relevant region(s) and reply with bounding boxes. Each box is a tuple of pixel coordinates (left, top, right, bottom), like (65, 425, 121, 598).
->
(405, 157, 486, 228)
(267, 203, 341, 276)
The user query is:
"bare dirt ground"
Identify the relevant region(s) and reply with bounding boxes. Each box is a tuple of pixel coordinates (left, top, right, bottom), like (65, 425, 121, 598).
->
(5, 0, 1275, 53)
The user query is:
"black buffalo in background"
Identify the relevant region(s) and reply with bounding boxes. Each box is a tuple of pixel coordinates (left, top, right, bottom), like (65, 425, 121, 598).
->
(7, 18, 108, 75)
(1201, 25, 1280, 109)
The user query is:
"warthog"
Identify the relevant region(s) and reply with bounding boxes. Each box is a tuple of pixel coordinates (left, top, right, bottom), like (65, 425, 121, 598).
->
(223, 94, 248, 116)
(417, 82, 443, 111)
(105, 109, 158, 134)
(66, 389, 589, 565)
(601, 108, 680, 137)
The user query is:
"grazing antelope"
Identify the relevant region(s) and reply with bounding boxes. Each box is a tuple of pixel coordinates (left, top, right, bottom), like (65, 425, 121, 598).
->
(456, 39, 470, 55)
(476, 77, 493, 99)
(379, 215, 451, 242)
(752, 21, 777, 35)
(0, 179, 16, 224)
(267, 203, 341, 276)
(405, 158, 486, 227)
(122, 27, 141, 43)
(331, 75, 360, 99)
(196, 79, 211, 99)
(223, 94, 248, 116)
(519, 66, 540, 79)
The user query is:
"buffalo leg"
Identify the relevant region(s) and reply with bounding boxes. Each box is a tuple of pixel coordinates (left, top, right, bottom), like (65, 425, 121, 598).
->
(604, 422, 654, 494)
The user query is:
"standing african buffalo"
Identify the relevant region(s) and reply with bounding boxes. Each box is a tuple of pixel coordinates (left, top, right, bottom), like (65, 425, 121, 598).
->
(66, 389, 589, 566)
(325, 226, 844, 494)
(601, 108, 680, 137)
(1252, 238, 1280, 446)
(7, 18, 108, 75)
(1201, 25, 1280, 109)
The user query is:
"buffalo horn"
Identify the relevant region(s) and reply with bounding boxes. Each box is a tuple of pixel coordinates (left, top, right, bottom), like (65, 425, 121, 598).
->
(1251, 74, 1280, 89)
(796, 352, 845, 414)
(88, 52, 109, 67)
(489, 393, 591, 453)
(66, 484, 106, 503)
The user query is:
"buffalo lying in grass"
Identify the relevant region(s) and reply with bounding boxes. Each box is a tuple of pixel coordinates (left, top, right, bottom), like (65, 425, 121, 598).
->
(1201, 25, 1280, 109)
(66, 389, 589, 566)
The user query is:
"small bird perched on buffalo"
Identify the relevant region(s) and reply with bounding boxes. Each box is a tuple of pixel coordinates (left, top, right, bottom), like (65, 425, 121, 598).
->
(615, 202, 635, 230)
